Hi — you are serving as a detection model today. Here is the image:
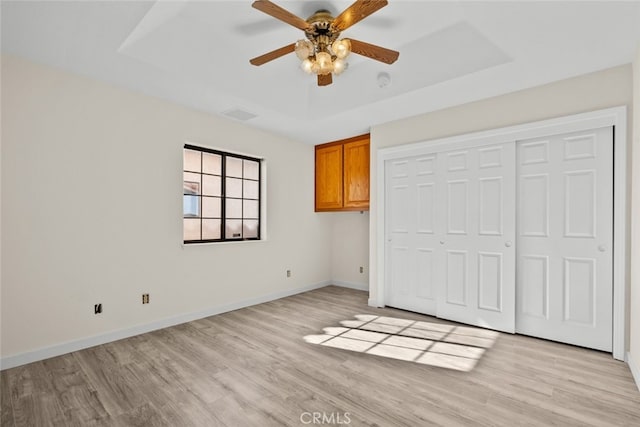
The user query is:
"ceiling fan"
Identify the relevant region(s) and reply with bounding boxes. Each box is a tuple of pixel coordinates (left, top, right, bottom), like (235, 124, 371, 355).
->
(249, 0, 400, 86)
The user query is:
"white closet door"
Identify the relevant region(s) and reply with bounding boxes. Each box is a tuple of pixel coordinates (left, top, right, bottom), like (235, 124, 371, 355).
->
(385, 144, 516, 332)
(385, 155, 439, 315)
(516, 127, 613, 351)
(435, 143, 516, 333)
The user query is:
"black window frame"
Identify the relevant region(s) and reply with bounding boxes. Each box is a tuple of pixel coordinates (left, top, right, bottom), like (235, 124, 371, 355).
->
(183, 144, 262, 244)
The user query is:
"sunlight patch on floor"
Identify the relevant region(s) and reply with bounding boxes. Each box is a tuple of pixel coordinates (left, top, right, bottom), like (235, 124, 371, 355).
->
(304, 315, 499, 372)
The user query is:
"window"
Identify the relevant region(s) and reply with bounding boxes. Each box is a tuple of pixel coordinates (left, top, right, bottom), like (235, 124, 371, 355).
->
(183, 144, 261, 243)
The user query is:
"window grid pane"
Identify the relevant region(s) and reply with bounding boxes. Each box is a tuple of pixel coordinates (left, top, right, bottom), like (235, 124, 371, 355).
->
(243, 160, 259, 180)
(183, 218, 201, 241)
(184, 150, 201, 173)
(202, 175, 221, 197)
(203, 153, 222, 175)
(202, 196, 221, 218)
(226, 177, 242, 198)
(202, 219, 221, 240)
(184, 145, 260, 243)
(226, 156, 243, 178)
(243, 179, 259, 200)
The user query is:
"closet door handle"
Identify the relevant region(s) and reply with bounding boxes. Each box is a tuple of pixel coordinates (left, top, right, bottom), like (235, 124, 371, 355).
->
(505, 241, 512, 248)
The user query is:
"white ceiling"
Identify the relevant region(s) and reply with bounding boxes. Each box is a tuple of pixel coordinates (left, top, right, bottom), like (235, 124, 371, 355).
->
(2, 1, 640, 145)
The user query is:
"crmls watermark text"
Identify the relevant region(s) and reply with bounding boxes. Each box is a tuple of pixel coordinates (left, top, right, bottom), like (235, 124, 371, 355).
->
(300, 412, 351, 425)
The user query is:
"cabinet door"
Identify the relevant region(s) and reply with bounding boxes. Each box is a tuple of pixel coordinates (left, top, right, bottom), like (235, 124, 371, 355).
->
(343, 138, 370, 209)
(315, 144, 343, 210)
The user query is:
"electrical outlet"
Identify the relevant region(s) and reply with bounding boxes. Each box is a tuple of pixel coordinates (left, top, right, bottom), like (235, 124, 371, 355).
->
(94, 303, 102, 314)
(142, 293, 149, 304)
(360, 266, 364, 274)
(286, 270, 291, 278)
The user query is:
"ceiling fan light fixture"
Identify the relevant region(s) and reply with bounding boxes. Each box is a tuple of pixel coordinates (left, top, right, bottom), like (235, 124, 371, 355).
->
(294, 39, 314, 60)
(301, 58, 314, 74)
(296, 48, 349, 77)
(333, 58, 348, 75)
(332, 39, 351, 59)
(249, 0, 399, 86)
(316, 51, 333, 74)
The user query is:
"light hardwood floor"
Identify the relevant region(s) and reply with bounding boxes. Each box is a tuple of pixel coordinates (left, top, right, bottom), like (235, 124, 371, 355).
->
(2, 286, 639, 426)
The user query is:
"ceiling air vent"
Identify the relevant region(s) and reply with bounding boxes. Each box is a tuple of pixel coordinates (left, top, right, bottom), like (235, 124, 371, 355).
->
(223, 109, 257, 121)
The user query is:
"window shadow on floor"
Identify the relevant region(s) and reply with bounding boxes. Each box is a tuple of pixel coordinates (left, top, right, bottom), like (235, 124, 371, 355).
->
(304, 314, 499, 371)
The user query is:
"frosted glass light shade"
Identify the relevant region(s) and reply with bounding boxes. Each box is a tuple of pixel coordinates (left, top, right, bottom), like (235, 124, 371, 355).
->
(295, 40, 314, 60)
(316, 51, 333, 74)
(333, 59, 348, 75)
(332, 39, 351, 59)
(301, 58, 314, 74)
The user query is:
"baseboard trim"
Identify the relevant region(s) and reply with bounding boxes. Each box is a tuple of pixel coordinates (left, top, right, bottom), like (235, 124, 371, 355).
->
(0, 280, 331, 370)
(332, 280, 368, 291)
(368, 298, 381, 307)
(628, 351, 640, 391)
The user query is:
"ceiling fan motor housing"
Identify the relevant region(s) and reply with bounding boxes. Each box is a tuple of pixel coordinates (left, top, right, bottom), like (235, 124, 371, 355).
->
(305, 10, 340, 48)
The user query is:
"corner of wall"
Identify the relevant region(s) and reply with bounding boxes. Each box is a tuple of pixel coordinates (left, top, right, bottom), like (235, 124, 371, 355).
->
(628, 351, 640, 392)
(330, 211, 370, 288)
(628, 42, 640, 390)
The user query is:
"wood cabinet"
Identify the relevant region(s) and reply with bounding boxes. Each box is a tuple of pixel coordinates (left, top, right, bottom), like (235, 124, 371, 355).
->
(315, 134, 370, 212)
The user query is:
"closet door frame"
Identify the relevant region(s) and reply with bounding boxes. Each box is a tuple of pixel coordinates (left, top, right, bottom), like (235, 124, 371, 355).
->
(375, 106, 628, 360)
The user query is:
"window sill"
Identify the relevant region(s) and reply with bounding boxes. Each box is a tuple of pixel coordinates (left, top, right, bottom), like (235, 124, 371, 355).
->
(181, 239, 267, 248)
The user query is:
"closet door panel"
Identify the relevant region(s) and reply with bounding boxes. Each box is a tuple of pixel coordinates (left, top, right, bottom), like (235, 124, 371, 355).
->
(436, 143, 516, 333)
(516, 127, 613, 351)
(385, 157, 439, 315)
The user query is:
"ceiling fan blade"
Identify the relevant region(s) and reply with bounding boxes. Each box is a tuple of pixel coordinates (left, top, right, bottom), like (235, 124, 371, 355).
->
(349, 38, 399, 64)
(252, 0, 310, 31)
(332, 0, 388, 32)
(318, 73, 333, 86)
(250, 43, 296, 66)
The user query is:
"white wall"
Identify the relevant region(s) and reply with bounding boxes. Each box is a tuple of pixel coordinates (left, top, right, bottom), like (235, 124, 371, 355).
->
(369, 65, 633, 334)
(0, 54, 3, 361)
(630, 47, 640, 387)
(330, 212, 369, 290)
(0, 55, 333, 364)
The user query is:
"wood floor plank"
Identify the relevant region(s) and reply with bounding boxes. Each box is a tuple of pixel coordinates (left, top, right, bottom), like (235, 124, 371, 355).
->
(0, 370, 15, 427)
(112, 402, 170, 427)
(2, 285, 639, 426)
(72, 347, 151, 418)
